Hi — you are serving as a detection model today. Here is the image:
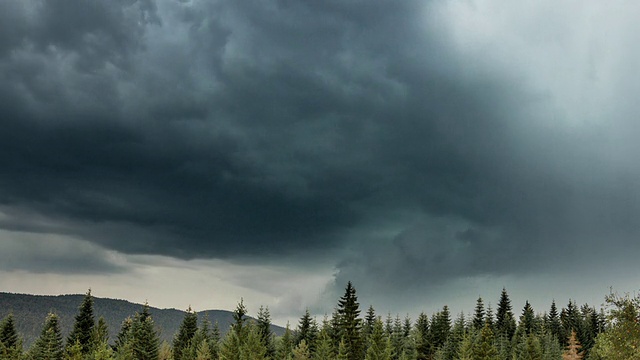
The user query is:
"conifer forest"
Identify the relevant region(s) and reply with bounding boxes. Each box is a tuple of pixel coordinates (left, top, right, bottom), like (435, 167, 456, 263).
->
(2, 283, 639, 360)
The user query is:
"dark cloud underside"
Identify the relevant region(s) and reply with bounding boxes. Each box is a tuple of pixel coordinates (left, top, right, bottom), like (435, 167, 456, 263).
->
(1, 0, 639, 297)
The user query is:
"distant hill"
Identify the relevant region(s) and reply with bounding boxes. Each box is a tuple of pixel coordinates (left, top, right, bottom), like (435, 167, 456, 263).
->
(0, 292, 285, 348)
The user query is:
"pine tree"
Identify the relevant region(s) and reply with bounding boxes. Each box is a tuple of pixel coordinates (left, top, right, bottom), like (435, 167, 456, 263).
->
(336, 282, 363, 360)
(519, 301, 535, 335)
(313, 317, 334, 360)
(91, 316, 109, 354)
(114, 317, 133, 353)
(430, 306, 451, 350)
(495, 288, 516, 340)
(195, 339, 211, 360)
(66, 289, 95, 355)
(219, 327, 242, 360)
(546, 301, 562, 343)
(159, 341, 173, 360)
(130, 303, 160, 360)
(257, 306, 275, 359)
(276, 323, 294, 360)
(0, 314, 19, 355)
(296, 309, 318, 352)
(174, 306, 199, 360)
(365, 318, 392, 360)
(474, 297, 486, 330)
(414, 312, 430, 360)
(363, 306, 376, 345)
(30, 313, 64, 360)
(240, 323, 267, 360)
(472, 323, 498, 360)
(292, 340, 311, 360)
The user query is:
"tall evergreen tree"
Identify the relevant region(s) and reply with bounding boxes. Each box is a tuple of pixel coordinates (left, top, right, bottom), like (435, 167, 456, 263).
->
(240, 323, 267, 360)
(430, 306, 451, 351)
(276, 323, 294, 360)
(66, 289, 95, 355)
(495, 288, 516, 340)
(114, 317, 133, 353)
(314, 318, 335, 360)
(296, 309, 318, 351)
(257, 306, 275, 359)
(363, 306, 377, 344)
(336, 282, 363, 360)
(414, 312, 430, 360)
(30, 313, 64, 360)
(174, 306, 199, 360)
(472, 323, 498, 360)
(0, 314, 19, 353)
(365, 318, 393, 360)
(130, 303, 160, 360)
(519, 301, 535, 335)
(546, 300, 562, 343)
(473, 297, 486, 330)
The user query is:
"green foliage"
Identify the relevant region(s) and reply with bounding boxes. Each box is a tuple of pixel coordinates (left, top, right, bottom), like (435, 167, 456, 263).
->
(66, 290, 95, 355)
(296, 309, 317, 352)
(496, 288, 516, 341)
(429, 306, 451, 351)
(313, 318, 334, 360)
(173, 306, 198, 360)
(519, 301, 536, 335)
(240, 323, 267, 360)
(365, 318, 392, 360)
(0, 313, 21, 359)
(473, 323, 498, 360)
(336, 282, 363, 360)
(257, 306, 275, 359)
(30, 313, 64, 360)
(292, 340, 311, 360)
(589, 293, 640, 360)
(474, 297, 486, 330)
(414, 312, 430, 360)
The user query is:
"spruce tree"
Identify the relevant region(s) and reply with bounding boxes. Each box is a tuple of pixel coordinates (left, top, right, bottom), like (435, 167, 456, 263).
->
(240, 323, 267, 360)
(313, 317, 335, 360)
(365, 318, 392, 360)
(472, 323, 498, 360)
(336, 281, 363, 360)
(30, 313, 64, 360)
(174, 306, 198, 360)
(430, 306, 451, 350)
(257, 306, 275, 359)
(414, 312, 430, 360)
(276, 323, 294, 360)
(292, 340, 311, 360)
(546, 301, 562, 343)
(130, 303, 160, 360)
(363, 306, 376, 344)
(519, 301, 535, 335)
(66, 289, 95, 355)
(473, 297, 486, 330)
(114, 317, 133, 353)
(0, 314, 19, 352)
(296, 309, 318, 351)
(495, 288, 516, 340)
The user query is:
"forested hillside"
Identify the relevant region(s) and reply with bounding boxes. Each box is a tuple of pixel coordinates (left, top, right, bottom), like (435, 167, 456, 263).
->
(0, 292, 285, 347)
(1, 283, 639, 359)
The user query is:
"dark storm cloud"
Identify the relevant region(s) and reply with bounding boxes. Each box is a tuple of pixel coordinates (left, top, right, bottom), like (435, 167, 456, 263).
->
(1, 0, 640, 291)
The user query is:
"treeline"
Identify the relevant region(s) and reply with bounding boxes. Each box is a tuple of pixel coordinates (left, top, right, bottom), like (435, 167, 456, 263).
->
(1, 283, 640, 359)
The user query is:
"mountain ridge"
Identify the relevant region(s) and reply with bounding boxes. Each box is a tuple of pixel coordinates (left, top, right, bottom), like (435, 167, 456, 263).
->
(0, 292, 286, 348)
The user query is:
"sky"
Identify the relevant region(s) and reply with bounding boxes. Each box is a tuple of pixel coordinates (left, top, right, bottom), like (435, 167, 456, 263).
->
(1, 0, 640, 326)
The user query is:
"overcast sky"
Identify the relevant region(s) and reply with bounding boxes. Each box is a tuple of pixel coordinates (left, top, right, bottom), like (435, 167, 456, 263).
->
(1, 0, 640, 325)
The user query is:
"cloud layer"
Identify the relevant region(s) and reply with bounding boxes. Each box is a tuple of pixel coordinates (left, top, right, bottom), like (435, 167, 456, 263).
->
(1, 0, 640, 313)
